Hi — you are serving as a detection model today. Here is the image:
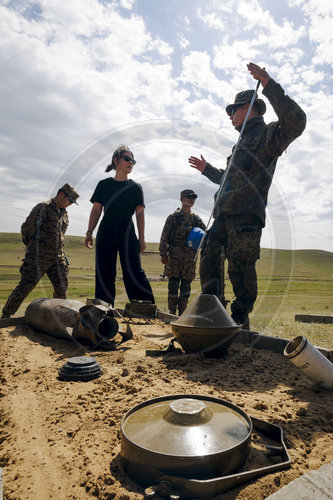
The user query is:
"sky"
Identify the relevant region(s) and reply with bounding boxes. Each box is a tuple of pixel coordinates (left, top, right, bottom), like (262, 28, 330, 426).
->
(1, 0, 333, 252)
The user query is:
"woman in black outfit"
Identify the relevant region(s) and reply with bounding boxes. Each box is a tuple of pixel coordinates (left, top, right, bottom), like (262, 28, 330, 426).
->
(85, 145, 154, 307)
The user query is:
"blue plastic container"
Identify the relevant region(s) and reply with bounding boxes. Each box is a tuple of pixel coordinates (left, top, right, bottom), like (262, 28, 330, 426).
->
(187, 227, 205, 250)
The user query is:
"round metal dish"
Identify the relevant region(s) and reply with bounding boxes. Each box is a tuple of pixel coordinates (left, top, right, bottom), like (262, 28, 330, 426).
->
(120, 394, 252, 486)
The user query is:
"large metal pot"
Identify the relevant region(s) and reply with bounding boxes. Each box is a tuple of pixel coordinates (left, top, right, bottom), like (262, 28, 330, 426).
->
(121, 395, 252, 485)
(120, 394, 291, 499)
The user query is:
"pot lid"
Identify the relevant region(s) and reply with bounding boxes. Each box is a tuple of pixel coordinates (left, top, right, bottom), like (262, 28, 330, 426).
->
(172, 294, 237, 328)
(122, 395, 251, 457)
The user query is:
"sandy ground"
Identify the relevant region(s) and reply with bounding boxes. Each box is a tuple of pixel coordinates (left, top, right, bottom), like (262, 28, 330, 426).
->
(1, 316, 333, 500)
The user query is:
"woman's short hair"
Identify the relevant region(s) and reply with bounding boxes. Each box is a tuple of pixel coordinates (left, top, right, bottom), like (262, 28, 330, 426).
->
(105, 145, 133, 172)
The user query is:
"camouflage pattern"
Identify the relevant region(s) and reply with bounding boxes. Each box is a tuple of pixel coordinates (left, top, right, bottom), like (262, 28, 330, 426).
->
(164, 246, 197, 281)
(168, 277, 191, 315)
(177, 279, 191, 315)
(159, 209, 205, 251)
(202, 78, 306, 227)
(200, 78, 306, 316)
(159, 209, 206, 315)
(200, 214, 261, 314)
(21, 199, 68, 251)
(2, 199, 69, 317)
(59, 183, 79, 204)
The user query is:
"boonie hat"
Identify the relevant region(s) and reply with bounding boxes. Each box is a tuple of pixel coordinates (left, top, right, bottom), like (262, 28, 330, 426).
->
(60, 183, 80, 205)
(181, 189, 198, 199)
(226, 90, 266, 116)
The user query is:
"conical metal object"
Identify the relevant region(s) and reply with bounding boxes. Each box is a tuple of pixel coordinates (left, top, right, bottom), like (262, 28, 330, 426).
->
(173, 293, 236, 328)
(171, 294, 241, 357)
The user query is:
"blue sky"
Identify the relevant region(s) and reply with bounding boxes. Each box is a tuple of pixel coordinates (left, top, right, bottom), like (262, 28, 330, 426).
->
(1, 0, 333, 251)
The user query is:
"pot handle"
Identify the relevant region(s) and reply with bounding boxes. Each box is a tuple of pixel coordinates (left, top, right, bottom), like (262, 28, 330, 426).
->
(144, 417, 291, 499)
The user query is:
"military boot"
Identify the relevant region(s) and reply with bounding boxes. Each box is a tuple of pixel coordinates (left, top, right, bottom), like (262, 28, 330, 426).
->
(168, 297, 178, 316)
(178, 296, 189, 316)
(231, 310, 250, 331)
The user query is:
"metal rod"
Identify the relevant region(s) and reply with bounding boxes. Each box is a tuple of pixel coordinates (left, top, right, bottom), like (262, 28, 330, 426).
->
(194, 79, 262, 263)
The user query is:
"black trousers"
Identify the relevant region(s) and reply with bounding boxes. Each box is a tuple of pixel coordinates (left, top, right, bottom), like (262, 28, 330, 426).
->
(95, 227, 154, 307)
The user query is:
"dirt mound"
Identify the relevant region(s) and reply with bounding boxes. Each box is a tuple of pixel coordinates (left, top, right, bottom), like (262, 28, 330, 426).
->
(1, 318, 332, 499)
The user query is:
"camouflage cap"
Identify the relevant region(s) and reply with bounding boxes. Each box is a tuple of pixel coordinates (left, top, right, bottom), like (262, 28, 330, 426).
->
(226, 90, 266, 116)
(59, 183, 79, 205)
(180, 189, 198, 199)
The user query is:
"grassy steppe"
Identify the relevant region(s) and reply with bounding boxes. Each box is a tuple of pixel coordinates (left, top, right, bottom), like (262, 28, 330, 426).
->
(1, 233, 332, 348)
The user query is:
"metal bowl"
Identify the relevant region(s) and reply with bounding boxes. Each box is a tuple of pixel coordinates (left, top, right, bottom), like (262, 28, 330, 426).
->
(171, 323, 240, 356)
(120, 394, 252, 486)
(170, 294, 241, 356)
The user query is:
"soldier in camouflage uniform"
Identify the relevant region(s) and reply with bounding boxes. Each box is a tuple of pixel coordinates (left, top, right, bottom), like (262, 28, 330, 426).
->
(189, 62, 306, 329)
(159, 189, 206, 315)
(1, 183, 79, 319)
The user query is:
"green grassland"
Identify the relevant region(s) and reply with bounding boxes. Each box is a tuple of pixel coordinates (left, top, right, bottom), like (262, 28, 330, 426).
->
(1, 233, 332, 348)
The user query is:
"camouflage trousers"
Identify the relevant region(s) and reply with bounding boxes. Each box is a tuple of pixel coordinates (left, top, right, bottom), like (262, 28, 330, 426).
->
(164, 246, 196, 315)
(2, 253, 68, 317)
(200, 214, 262, 315)
(168, 277, 192, 315)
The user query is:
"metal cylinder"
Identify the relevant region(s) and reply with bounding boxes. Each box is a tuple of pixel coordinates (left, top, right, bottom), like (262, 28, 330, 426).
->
(284, 336, 333, 391)
(25, 298, 118, 344)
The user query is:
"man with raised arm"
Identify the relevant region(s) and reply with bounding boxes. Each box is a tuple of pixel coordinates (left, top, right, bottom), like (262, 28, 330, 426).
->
(189, 62, 306, 330)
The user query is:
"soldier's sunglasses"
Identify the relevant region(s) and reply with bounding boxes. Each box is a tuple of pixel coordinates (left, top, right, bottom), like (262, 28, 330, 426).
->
(60, 191, 74, 204)
(230, 103, 249, 115)
(185, 194, 197, 199)
(230, 105, 241, 115)
(121, 155, 136, 165)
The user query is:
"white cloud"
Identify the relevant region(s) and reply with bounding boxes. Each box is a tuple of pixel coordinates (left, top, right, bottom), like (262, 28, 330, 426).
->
(0, 1, 181, 171)
(182, 16, 191, 29)
(180, 50, 234, 99)
(0, 0, 332, 252)
(213, 40, 260, 73)
(237, 0, 306, 47)
(208, 0, 233, 14)
(274, 92, 333, 228)
(149, 38, 174, 58)
(298, 69, 326, 86)
(270, 49, 305, 68)
(181, 98, 224, 129)
(179, 34, 190, 49)
(197, 9, 226, 30)
(287, 0, 333, 66)
(119, 0, 136, 9)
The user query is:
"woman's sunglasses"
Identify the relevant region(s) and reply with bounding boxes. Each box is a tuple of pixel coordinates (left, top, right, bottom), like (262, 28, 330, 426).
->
(121, 155, 136, 165)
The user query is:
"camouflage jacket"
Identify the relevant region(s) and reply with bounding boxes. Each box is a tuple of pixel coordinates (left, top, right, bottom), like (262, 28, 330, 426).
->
(202, 78, 306, 227)
(159, 209, 206, 256)
(21, 198, 69, 256)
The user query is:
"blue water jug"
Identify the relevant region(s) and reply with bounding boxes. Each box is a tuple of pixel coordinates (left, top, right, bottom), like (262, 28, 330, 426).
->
(187, 227, 205, 250)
